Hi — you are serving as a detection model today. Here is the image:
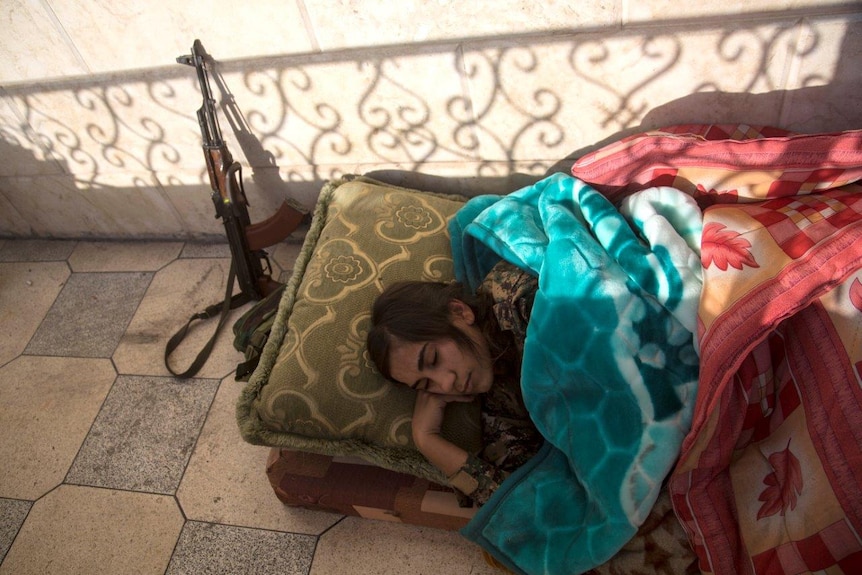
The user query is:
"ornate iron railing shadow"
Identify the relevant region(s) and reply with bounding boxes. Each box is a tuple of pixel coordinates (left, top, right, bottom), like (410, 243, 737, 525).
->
(0, 5, 859, 237)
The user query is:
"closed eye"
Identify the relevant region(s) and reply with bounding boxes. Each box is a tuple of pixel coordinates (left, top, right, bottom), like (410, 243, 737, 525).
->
(412, 346, 436, 390)
(417, 344, 437, 372)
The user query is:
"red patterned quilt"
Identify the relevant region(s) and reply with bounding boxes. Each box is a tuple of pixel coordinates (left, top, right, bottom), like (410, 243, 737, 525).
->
(574, 126, 862, 574)
(670, 183, 862, 574)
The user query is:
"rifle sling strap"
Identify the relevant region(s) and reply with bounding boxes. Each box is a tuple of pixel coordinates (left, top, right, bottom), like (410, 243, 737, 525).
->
(164, 261, 251, 379)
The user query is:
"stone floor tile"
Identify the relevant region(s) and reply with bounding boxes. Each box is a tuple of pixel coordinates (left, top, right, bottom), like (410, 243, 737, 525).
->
(0, 262, 69, 366)
(0, 239, 76, 262)
(65, 374, 218, 494)
(0, 498, 31, 564)
(177, 377, 342, 535)
(24, 271, 152, 358)
(181, 238, 304, 287)
(68, 240, 183, 272)
(309, 517, 499, 575)
(180, 241, 231, 259)
(113, 257, 249, 378)
(179, 240, 297, 285)
(0, 356, 116, 500)
(165, 521, 316, 575)
(0, 485, 182, 575)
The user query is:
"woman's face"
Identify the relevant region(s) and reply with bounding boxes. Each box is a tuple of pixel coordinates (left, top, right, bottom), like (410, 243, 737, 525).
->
(387, 301, 493, 397)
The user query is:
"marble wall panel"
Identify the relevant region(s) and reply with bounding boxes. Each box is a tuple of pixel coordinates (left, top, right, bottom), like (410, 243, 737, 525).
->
(0, 190, 31, 236)
(303, 0, 618, 50)
(623, 0, 852, 22)
(778, 14, 862, 131)
(3, 78, 201, 179)
(0, 172, 183, 238)
(0, 90, 66, 177)
(43, 0, 314, 76)
(0, 1, 859, 239)
(0, 0, 89, 84)
(211, 52, 479, 170)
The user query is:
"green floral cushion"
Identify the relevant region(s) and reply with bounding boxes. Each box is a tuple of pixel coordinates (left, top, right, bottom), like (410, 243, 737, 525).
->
(237, 176, 481, 483)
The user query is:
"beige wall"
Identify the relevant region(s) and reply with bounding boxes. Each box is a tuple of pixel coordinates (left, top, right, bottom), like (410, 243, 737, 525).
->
(1, 0, 860, 239)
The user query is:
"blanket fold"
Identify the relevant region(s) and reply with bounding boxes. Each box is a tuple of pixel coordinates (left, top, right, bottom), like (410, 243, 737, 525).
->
(453, 173, 701, 575)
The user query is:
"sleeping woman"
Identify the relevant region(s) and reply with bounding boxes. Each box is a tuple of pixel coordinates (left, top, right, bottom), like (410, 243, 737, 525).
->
(366, 260, 543, 505)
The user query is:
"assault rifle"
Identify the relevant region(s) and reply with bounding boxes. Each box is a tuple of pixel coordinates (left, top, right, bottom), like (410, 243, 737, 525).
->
(165, 39, 304, 378)
(177, 39, 303, 298)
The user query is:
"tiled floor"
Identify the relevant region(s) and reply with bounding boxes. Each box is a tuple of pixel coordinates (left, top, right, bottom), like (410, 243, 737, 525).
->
(0, 237, 499, 575)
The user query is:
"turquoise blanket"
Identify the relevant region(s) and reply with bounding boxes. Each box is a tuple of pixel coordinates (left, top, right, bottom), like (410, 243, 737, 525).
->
(451, 173, 701, 575)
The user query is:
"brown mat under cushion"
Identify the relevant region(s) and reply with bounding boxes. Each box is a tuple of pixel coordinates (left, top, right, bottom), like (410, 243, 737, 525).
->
(266, 447, 476, 531)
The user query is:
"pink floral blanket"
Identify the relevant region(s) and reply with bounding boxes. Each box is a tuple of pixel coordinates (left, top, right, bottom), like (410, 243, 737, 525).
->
(670, 183, 862, 574)
(573, 125, 862, 574)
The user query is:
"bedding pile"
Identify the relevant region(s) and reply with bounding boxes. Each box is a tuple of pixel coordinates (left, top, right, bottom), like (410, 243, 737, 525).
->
(239, 126, 862, 575)
(450, 126, 862, 575)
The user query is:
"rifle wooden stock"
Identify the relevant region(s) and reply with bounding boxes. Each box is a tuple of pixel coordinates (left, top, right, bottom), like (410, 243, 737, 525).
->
(246, 201, 305, 251)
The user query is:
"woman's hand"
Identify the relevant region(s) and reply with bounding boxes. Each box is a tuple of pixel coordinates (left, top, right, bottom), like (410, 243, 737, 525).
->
(411, 390, 448, 439)
(411, 390, 473, 477)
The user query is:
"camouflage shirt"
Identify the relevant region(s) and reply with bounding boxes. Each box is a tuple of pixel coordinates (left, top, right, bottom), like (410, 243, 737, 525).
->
(449, 260, 543, 506)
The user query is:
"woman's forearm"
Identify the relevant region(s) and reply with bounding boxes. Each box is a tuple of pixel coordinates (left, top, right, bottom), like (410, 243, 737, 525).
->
(414, 431, 468, 477)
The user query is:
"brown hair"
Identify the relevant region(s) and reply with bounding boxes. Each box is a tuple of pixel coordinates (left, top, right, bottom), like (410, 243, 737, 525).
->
(367, 281, 499, 382)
